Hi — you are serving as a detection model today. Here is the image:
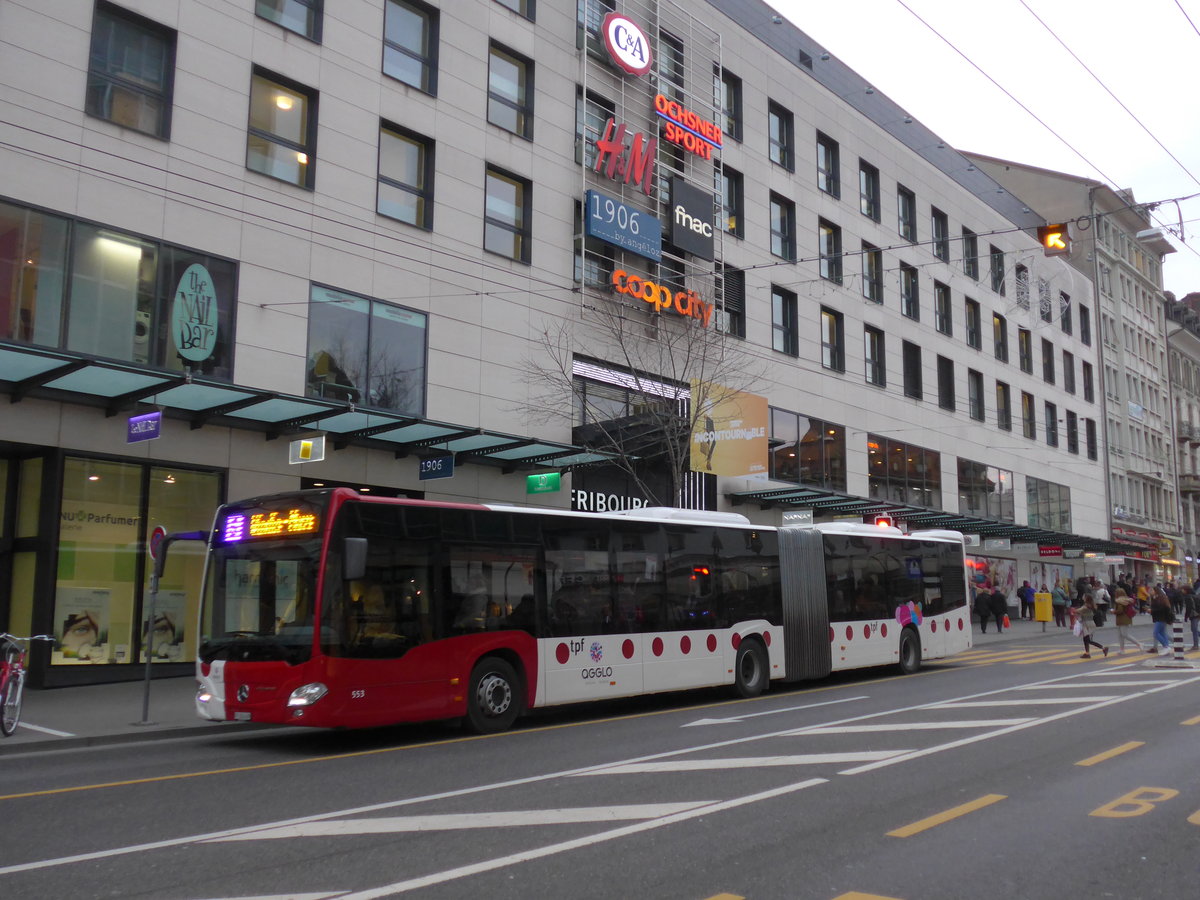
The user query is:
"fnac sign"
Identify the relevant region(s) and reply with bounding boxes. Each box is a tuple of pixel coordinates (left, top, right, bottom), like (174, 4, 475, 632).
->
(601, 13, 653, 76)
(612, 269, 713, 327)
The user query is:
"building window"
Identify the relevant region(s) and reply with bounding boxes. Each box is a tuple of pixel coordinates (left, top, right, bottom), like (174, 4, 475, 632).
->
(859, 161, 880, 221)
(377, 123, 433, 228)
(1018, 328, 1032, 373)
(1063, 350, 1075, 394)
(768, 101, 794, 170)
(657, 31, 684, 97)
(1060, 291, 1072, 334)
(937, 355, 955, 411)
(1080, 304, 1092, 345)
(573, 222, 613, 289)
(770, 193, 795, 261)
(247, 69, 316, 188)
(962, 227, 979, 279)
(993, 313, 1008, 362)
(821, 307, 844, 371)
(1027, 476, 1071, 532)
(897, 185, 916, 242)
(996, 381, 1012, 431)
(1066, 410, 1079, 454)
(772, 285, 798, 356)
(1045, 402, 1058, 447)
(1086, 418, 1098, 459)
(484, 166, 531, 262)
(384, 0, 438, 94)
(769, 409, 846, 491)
(719, 69, 742, 141)
(256, 0, 322, 40)
(934, 281, 952, 335)
(968, 369, 984, 421)
(989, 245, 1005, 295)
(902, 341, 922, 400)
(958, 459, 1014, 521)
(1015, 264, 1030, 309)
(721, 167, 744, 237)
(577, 0, 614, 58)
(488, 44, 532, 138)
(716, 265, 746, 338)
(1022, 391, 1036, 439)
(1042, 337, 1055, 384)
(816, 132, 840, 197)
(868, 435, 941, 508)
(965, 298, 981, 350)
(575, 87, 613, 167)
(494, 0, 534, 19)
(862, 243, 883, 303)
(900, 264, 919, 320)
(931, 207, 949, 261)
(1082, 361, 1094, 402)
(1038, 278, 1053, 322)
(865, 326, 885, 386)
(306, 284, 427, 413)
(86, 2, 176, 139)
(819, 219, 842, 283)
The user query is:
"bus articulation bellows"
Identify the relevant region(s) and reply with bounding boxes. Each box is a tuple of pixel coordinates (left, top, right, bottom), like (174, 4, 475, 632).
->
(196, 488, 971, 732)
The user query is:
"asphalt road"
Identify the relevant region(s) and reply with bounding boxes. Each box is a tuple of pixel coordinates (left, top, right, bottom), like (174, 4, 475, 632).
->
(2, 638, 1199, 900)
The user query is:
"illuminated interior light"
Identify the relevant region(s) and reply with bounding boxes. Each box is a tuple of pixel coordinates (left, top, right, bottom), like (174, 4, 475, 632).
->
(275, 95, 293, 111)
(88, 474, 101, 482)
(296, 152, 308, 165)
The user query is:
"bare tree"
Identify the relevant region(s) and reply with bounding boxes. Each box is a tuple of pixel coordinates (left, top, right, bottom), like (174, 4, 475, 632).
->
(520, 284, 768, 506)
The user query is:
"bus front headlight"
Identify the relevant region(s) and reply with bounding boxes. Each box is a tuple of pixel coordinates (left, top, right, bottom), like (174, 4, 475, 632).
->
(287, 682, 328, 707)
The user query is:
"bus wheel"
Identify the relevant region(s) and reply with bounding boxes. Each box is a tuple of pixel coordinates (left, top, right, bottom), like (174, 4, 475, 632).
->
(898, 628, 922, 675)
(734, 639, 768, 698)
(466, 657, 522, 733)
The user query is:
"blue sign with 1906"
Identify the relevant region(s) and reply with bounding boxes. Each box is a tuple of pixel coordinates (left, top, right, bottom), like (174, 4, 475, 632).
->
(585, 190, 661, 262)
(418, 454, 454, 481)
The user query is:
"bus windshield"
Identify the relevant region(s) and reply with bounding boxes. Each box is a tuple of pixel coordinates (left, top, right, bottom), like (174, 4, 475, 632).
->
(199, 495, 328, 665)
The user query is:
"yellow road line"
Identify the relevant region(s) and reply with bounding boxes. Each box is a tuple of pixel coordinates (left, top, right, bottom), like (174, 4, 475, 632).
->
(1182, 714, 1200, 726)
(1075, 741, 1144, 767)
(887, 794, 1006, 837)
(832, 893, 904, 900)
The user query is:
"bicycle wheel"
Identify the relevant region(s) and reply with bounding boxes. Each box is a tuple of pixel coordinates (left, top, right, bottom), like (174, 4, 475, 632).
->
(0, 669, 22, 737)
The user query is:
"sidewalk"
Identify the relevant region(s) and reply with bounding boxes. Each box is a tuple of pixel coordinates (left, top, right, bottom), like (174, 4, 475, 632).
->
(0, 675, 273, 755)
(0, 615, 1166, 755)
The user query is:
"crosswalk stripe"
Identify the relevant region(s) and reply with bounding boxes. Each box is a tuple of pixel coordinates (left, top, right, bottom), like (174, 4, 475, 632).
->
(212, 803, 717, 840)
(929, 697, 1116, 707)
(799, 719, 1035, 734)
(1021, 681, 1174, 689)
(574, 752, 912, 775)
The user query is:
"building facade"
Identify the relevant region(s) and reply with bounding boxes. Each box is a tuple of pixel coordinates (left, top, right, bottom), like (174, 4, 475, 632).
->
(1167, 295, 1200, 580)
(0, 0, 1126, 684)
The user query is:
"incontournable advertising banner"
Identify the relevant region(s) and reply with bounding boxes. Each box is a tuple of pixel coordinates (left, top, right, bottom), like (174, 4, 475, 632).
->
(689, 380, 768, 478)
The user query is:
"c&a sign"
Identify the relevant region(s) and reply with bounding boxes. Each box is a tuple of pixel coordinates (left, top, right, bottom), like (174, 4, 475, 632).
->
(601, 12, 653, 76)
(612, 269, 712, 327)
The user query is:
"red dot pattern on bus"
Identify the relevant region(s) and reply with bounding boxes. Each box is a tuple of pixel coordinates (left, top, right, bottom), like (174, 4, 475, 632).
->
(706, 634, 717, 652)
(652, 636, 664, 656)
(680, 635, 691, 654)
(622, 639, 634, 658)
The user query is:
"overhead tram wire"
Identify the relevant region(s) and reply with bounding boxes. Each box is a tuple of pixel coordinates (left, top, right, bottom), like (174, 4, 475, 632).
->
(891, 0, 1200, 262)
(1175, 0, 1200, 39)
(1016, 0, 1200, 190)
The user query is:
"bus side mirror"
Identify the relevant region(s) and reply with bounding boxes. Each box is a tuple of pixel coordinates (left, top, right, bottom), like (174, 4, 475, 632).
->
(344, 537, 368, 582)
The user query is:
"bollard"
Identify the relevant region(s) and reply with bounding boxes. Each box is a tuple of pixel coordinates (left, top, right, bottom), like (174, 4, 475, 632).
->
(1154, 623, 1199, 668)
(1173, 623, 1186, 661)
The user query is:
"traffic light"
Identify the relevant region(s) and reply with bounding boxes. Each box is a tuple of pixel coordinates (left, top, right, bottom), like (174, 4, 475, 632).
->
(1037, 223, 1071, 257)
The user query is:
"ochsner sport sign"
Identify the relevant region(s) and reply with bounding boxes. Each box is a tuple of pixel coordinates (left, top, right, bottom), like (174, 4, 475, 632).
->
(601, 12, 653, 76)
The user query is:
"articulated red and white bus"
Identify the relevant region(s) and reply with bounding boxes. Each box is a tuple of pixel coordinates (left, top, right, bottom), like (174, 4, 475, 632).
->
(195, 488, 971, 732)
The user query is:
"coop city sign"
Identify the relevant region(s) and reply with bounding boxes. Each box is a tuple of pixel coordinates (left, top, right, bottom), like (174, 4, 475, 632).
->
(612, 269, 713, 327)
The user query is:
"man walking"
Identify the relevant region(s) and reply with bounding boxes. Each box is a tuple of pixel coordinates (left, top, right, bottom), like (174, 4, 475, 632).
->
(975, 588, 993, 633)
(1017, 580, 1035, 620)
(989, 585, 1009, 633)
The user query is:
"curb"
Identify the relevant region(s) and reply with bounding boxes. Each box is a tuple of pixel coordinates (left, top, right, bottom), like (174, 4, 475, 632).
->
(0, 721, 283, 756)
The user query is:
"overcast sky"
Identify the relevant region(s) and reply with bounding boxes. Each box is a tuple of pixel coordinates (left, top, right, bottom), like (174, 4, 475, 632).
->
(770, 0, 1200, 298)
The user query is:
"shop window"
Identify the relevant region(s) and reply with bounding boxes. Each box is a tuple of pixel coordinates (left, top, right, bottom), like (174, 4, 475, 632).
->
(86, 2, 176, 139)
(306, 284, 428, 414)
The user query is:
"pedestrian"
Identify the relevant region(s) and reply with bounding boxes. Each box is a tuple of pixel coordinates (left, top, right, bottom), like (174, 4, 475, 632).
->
(989, 585, 1009, 633)
(1076, 595, 1109, 658)
(1149, 586, 1174, 654)
(975, 587, 993, 634)
(1091, 580, 1111, 625)
(1111, 588, 1145, 654)
(1182, 585, 1200, 651)
(1017, 580, 1035, 620)
(1168, 581, 1183, 617)
(1051, 581, 1070, 628)
(1136, 581, 1150, 615)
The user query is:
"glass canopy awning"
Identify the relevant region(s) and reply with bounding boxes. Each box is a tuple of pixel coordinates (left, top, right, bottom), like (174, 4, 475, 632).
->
(728, 484, 1139, 557)
(0, 341, 619, 473)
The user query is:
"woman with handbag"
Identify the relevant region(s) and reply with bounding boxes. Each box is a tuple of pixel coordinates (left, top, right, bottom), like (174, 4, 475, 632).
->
(1149, 586, 1174, 654)
(1077, 595, 1108, 659)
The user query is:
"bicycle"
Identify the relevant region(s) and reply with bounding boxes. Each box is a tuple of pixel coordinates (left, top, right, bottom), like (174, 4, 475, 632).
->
(0, 633, 54, 736)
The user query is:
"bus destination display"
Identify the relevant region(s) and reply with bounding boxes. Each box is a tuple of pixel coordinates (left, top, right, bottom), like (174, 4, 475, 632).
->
(220, 508, 319, 543)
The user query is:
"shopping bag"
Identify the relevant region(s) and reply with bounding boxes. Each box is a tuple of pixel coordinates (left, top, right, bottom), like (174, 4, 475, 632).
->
(1002, 614, 1011, 629)
(1072, 620, 1083, 637)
